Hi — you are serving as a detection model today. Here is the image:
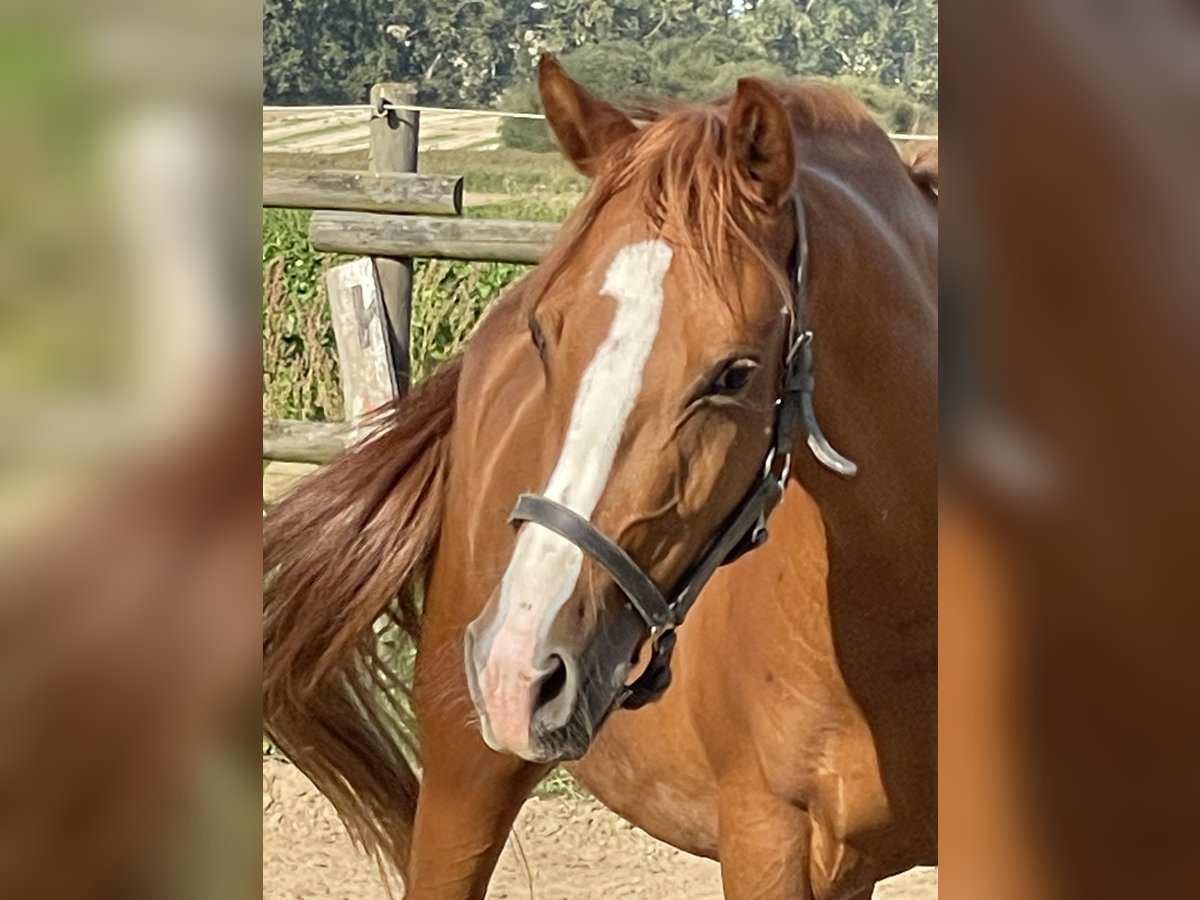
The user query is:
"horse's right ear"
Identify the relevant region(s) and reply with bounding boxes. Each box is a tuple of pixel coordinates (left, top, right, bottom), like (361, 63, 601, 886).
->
(727, 78, 795, 209)
(538, 55, 637, 177)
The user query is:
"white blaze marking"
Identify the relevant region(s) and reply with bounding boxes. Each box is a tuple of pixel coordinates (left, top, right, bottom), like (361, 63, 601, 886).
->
(484, 239, 673, 675)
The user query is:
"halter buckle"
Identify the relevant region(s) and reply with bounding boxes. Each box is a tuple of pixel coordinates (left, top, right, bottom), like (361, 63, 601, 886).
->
(763, 446, 793, 491)
(619, 626, 677, 710)
(749, 509, 770, 548)
(787, 328, 814, 366)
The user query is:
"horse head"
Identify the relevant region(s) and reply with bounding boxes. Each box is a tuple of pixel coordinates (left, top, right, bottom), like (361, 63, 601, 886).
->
(461, 57, 808, 762)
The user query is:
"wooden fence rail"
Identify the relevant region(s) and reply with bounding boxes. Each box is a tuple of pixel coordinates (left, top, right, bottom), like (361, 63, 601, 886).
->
(264, 81, 555, 466)
(262, 420, 355, 465)
(309, 211, 557, 264)
(263, 168, 464, 216)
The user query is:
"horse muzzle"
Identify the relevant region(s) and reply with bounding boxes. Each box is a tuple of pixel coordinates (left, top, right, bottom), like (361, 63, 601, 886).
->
(463, 613, 636, 763)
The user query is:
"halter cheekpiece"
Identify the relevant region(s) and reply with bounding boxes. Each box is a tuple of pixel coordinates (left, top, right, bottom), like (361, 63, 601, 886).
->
(509, 195, 856, 710)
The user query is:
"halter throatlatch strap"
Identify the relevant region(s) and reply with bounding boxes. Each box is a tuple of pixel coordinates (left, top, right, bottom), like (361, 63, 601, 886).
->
(506, 194, 857, 711)
(789, 197, 858, 478)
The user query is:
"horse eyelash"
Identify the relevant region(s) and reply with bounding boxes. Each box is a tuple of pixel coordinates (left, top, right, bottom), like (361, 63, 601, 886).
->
(684, 357, 761, 409)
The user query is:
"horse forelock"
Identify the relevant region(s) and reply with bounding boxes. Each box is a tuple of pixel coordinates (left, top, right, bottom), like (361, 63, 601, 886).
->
(529, 79, 901, 316)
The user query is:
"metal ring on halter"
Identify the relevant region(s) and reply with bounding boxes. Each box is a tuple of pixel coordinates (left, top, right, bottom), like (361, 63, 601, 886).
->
(788, 329, 814, 364)
(763, 446, 793, 491)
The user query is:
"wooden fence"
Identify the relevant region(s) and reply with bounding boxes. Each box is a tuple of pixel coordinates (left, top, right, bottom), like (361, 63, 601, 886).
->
(262, 82, 556, 464)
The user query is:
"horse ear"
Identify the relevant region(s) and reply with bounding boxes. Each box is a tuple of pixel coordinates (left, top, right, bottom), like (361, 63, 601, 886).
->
(727, 78, 796, 208)
(538, 55, 637, 177)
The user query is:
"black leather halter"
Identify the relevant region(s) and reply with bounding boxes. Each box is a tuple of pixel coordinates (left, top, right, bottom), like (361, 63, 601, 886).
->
(509, 196, 856, 710)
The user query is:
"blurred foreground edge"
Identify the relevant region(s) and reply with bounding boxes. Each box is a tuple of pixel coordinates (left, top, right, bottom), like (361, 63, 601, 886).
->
(0, 2, 262, 897)
(942, 1, 1200, 899)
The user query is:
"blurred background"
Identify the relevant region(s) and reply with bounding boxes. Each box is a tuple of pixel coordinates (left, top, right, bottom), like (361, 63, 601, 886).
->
(941, 2, 1200, 898)
(0, 0, 261, 896)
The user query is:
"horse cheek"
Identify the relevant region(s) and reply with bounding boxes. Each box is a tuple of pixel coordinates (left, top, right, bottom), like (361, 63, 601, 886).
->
(677, 418, 740, 518)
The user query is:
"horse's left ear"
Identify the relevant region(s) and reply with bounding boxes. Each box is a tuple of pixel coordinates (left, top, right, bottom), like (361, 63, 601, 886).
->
(727, 78, 796, 208)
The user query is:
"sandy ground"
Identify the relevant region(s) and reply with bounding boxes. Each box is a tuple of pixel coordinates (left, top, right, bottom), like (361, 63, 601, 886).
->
(263, 759, 936, 899)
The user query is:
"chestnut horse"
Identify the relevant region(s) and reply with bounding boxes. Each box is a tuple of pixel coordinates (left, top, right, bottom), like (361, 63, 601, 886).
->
(265, 57, 936, 899)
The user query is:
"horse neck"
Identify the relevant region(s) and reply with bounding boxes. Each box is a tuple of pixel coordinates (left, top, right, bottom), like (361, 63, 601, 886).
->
(796, 155, 938, 618)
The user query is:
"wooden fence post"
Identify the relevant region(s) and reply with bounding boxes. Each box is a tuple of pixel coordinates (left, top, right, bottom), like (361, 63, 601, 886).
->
(368, 82, 419, 395)
(325, 257, 397, 434)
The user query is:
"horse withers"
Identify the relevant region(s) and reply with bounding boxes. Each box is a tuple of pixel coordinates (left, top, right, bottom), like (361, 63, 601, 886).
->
(265, 55, 937, 899)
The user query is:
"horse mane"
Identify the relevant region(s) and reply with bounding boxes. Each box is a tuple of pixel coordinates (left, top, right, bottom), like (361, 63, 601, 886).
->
(527, 103, 785, 309)
(263, 359, 460, 878)
(906, 142, 940, 199)
(526, 79, 895, 310)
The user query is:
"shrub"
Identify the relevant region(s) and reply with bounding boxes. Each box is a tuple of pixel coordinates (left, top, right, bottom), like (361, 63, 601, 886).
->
(498, 83, 557, 153)
(262, 210, 343, 421)
(824, 75, 937, 134)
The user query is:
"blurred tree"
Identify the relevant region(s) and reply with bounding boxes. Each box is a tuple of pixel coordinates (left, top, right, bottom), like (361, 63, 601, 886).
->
(736, 0, 936, 121)
(264, 0, 547, 105)
(551, 41, 654, 99)
(497, 83, 555, 152)
(263, 0, 936, 125)
(533, 0, 730, 49)
(383, 0, 548, 104)
(264, 0, 400, 104)
(498, 35, 782, 150)
(648, 33, 783, 100)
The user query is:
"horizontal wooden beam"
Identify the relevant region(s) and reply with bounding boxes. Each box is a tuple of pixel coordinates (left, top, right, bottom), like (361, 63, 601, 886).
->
(263, 168, 464, 216)
(309, 211, 557, 264)
(263, 419, 354, 464)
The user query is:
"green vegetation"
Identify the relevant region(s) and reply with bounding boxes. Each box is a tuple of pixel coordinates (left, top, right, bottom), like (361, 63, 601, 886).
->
(498, 39, 936, 146)
(264, 1, 937, 128)
(533, 767, 590, 801)
(262, 210, 345, 421)
(261, 153, 577, 421)
(409, 258, 528, 382)
(424, 148, 585, 196)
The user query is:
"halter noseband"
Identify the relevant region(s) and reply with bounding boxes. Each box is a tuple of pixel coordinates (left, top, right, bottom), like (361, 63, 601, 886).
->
(508, 195, 856, 710)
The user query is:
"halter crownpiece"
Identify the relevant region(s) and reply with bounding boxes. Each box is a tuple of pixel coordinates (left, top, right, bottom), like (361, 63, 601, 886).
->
(509, 194, 856, 710)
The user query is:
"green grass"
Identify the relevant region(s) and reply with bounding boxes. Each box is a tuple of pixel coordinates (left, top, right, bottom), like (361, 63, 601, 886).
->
(422, 147, 584, 194)
(467, 195, 578, 223)
(264, 148, 368, 171)
(533, 767, 591, 800)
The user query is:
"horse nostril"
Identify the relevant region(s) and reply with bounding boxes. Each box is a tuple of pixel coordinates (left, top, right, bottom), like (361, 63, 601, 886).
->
(536, 654, 568, 709)
(531, 653, 577, 733)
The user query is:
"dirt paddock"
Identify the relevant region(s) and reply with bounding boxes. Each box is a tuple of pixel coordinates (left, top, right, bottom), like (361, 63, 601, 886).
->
(263, 759, 936, 898)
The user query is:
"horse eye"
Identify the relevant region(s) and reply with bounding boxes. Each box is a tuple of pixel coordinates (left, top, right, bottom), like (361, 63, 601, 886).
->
(707, 359, 759, 396)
